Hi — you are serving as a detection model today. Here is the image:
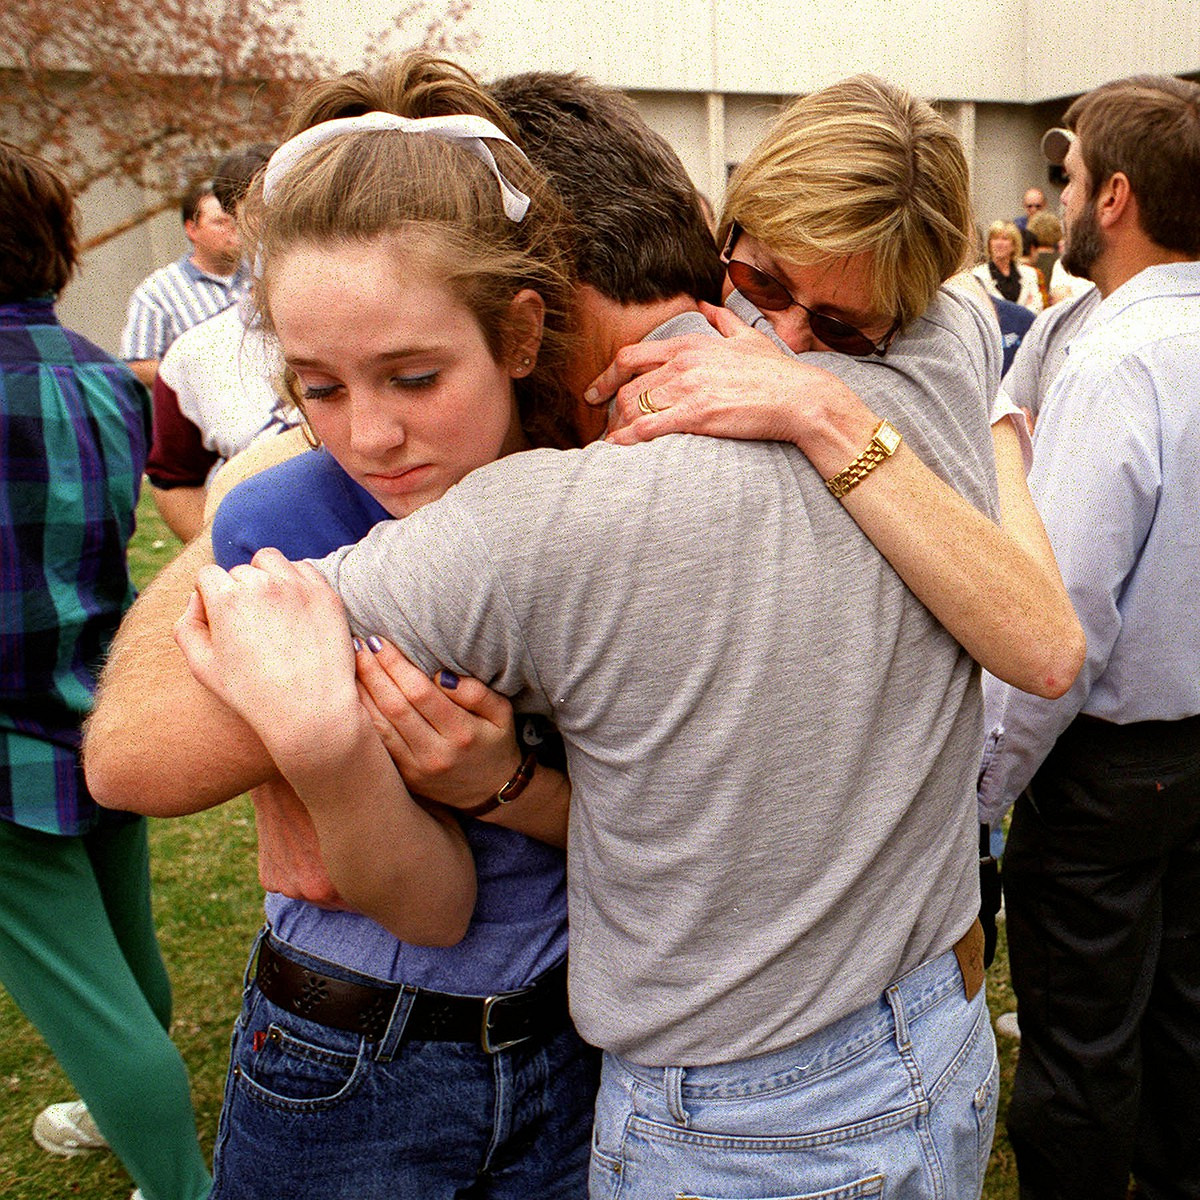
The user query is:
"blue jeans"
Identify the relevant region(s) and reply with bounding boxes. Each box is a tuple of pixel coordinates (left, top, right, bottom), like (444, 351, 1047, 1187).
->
(589, 947, 997, 1200)
(210, 932, 599, 1199)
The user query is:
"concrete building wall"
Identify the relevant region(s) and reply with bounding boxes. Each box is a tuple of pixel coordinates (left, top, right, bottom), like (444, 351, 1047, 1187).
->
(1027, 0, 1200, 98)
(58, 198, 188, 358)
(29, 0, 1199, 351)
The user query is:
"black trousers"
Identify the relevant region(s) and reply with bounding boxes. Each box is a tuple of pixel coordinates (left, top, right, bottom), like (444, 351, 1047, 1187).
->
(1004, 712, 1200, 1200)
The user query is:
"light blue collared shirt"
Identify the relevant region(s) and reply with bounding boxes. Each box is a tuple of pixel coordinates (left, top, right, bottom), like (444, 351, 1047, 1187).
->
(979, 261, 1200, 823)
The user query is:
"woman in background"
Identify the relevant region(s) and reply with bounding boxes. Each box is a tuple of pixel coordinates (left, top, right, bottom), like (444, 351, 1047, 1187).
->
(974, 218, 1044, 312)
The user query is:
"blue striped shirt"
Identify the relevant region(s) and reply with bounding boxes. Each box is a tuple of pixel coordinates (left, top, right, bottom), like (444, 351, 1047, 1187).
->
(119, 254, 249, 362)
(980, 261, 1200, 822)
(1, 299, 150, 834)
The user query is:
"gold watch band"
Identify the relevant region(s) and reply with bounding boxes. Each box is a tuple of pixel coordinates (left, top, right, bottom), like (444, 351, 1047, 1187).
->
(825, 420, 902, 499)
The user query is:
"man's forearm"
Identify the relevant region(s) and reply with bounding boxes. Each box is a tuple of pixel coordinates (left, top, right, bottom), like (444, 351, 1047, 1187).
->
(83, 533, 279, 814)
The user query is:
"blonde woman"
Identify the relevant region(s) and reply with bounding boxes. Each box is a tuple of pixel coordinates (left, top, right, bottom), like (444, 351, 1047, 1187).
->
(974, 219, 1044, 312)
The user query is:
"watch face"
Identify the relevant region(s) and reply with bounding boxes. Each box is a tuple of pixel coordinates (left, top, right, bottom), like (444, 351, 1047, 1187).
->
(875, 422, 902, 455)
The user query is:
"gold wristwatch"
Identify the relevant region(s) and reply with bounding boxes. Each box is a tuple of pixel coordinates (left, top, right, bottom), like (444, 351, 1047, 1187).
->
(824, 420, 902, 499)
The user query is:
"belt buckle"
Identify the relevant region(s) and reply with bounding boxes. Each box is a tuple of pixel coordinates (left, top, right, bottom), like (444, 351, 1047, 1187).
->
(480, 989, 530, 1054)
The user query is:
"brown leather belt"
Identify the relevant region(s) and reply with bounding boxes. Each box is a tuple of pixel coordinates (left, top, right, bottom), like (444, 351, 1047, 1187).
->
(953, 917, 985, 1003)
(254, 938, 569, 1053)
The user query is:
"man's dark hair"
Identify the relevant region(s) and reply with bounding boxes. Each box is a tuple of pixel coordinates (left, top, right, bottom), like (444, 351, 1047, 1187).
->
(212, 144, 276, 214)
(180, 177, 214, 225)
(490, 72, 723, 305)
(0, 141, 77, 301)
(1064, 74, 1200, 255)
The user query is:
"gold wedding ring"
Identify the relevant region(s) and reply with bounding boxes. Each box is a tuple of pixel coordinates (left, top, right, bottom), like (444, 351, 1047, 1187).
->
(637, 389, 660, 415)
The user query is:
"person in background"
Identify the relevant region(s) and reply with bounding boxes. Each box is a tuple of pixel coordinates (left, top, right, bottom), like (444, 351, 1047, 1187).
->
(0, 141, 210, 1200)
(119, 178, 247, 388)
(1025, 209, 1063, 306)
(974, 219, 1044, 312)
(146, 146, 298, 542)
(992, 292, 1038, 375)
(1048, 253, 1097, 304)
(1015, 184, 1047, 241)
(980, 75, 1200, 1199)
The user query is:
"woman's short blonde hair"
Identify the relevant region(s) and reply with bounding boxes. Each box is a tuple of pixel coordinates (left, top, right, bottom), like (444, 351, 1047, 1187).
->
(721, 75, 973, 329)
(985, 220, 1023, 260)
(1026, 210, 1062, 249)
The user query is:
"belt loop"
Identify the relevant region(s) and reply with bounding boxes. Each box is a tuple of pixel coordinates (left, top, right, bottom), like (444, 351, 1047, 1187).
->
(374, 986, 418, 1063)
(664, 1066, 690, 1127)
(887, 982, 911, 1052)
(244, 926, 269, 999)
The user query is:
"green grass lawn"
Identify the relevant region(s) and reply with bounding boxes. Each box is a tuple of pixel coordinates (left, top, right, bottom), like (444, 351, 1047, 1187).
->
(1, 489, 1024, 1197)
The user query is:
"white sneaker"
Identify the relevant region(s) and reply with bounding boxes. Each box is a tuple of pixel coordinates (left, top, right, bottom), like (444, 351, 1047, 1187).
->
(32, 1099, 110, 1156)
(131, 1190, 145, 1200)
(995, 1011, 1021, 1040)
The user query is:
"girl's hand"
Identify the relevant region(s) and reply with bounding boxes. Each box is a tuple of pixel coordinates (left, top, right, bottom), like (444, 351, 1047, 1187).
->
(174, 547, 360, 764)
(354, 637, 523, 810)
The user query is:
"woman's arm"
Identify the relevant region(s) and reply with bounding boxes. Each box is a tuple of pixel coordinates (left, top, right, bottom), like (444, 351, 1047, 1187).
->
(175, 548, 476, 944)
(242, 637, 571, 915)
(589, 303, 1085, 698)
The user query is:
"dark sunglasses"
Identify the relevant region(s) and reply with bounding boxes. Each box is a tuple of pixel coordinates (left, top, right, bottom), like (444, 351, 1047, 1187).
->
(720, 222, 899, 357)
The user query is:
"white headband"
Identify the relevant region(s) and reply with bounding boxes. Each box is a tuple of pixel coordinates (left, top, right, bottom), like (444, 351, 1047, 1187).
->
(260, 111, 531, 222)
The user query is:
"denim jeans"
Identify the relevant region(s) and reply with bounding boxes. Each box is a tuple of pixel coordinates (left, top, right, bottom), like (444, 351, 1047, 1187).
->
(589, 947, 997, 1200)
(210, 932, 600, 1199)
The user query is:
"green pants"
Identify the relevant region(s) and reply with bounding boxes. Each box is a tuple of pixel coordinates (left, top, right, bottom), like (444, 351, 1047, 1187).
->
(0, 816, 211, 1200)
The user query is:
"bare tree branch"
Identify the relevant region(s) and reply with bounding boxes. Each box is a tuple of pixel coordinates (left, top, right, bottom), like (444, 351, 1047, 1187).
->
(81, 197, 178, 251)
(0, 0, 474, 246)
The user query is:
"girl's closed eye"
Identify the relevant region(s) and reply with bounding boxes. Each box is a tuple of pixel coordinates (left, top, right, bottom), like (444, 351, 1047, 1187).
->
(302, 381, 342, 402)
(392, 369, 439, 390)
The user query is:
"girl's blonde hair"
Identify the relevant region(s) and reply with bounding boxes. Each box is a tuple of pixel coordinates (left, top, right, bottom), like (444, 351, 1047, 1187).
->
(242, 53, 577, 450)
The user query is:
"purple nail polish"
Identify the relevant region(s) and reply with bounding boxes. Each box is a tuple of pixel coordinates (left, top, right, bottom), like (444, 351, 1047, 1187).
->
(352, 637, 364, 653)
(438, 669, 460, 690)
(366, 635, 383, 653)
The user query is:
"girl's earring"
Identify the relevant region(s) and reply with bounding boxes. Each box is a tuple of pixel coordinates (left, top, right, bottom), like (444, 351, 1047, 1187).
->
(299, 413, 321, 450)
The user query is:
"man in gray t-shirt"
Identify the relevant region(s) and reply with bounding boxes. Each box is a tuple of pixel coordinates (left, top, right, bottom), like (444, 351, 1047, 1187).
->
(301, 77, 1001, 1199)
(315, 282, 997, 1066)
(89, 72, 1004, 1200)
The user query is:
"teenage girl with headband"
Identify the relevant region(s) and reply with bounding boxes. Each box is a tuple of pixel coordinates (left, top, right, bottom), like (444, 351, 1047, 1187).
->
(193, 55, 595, 1198)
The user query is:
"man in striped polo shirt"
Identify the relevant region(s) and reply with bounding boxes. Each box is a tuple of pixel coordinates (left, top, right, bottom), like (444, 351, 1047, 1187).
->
(119, 179, 248, 388)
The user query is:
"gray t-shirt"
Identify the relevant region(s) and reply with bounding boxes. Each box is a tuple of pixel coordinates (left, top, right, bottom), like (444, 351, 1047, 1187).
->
(312, 286, 999, 1066)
